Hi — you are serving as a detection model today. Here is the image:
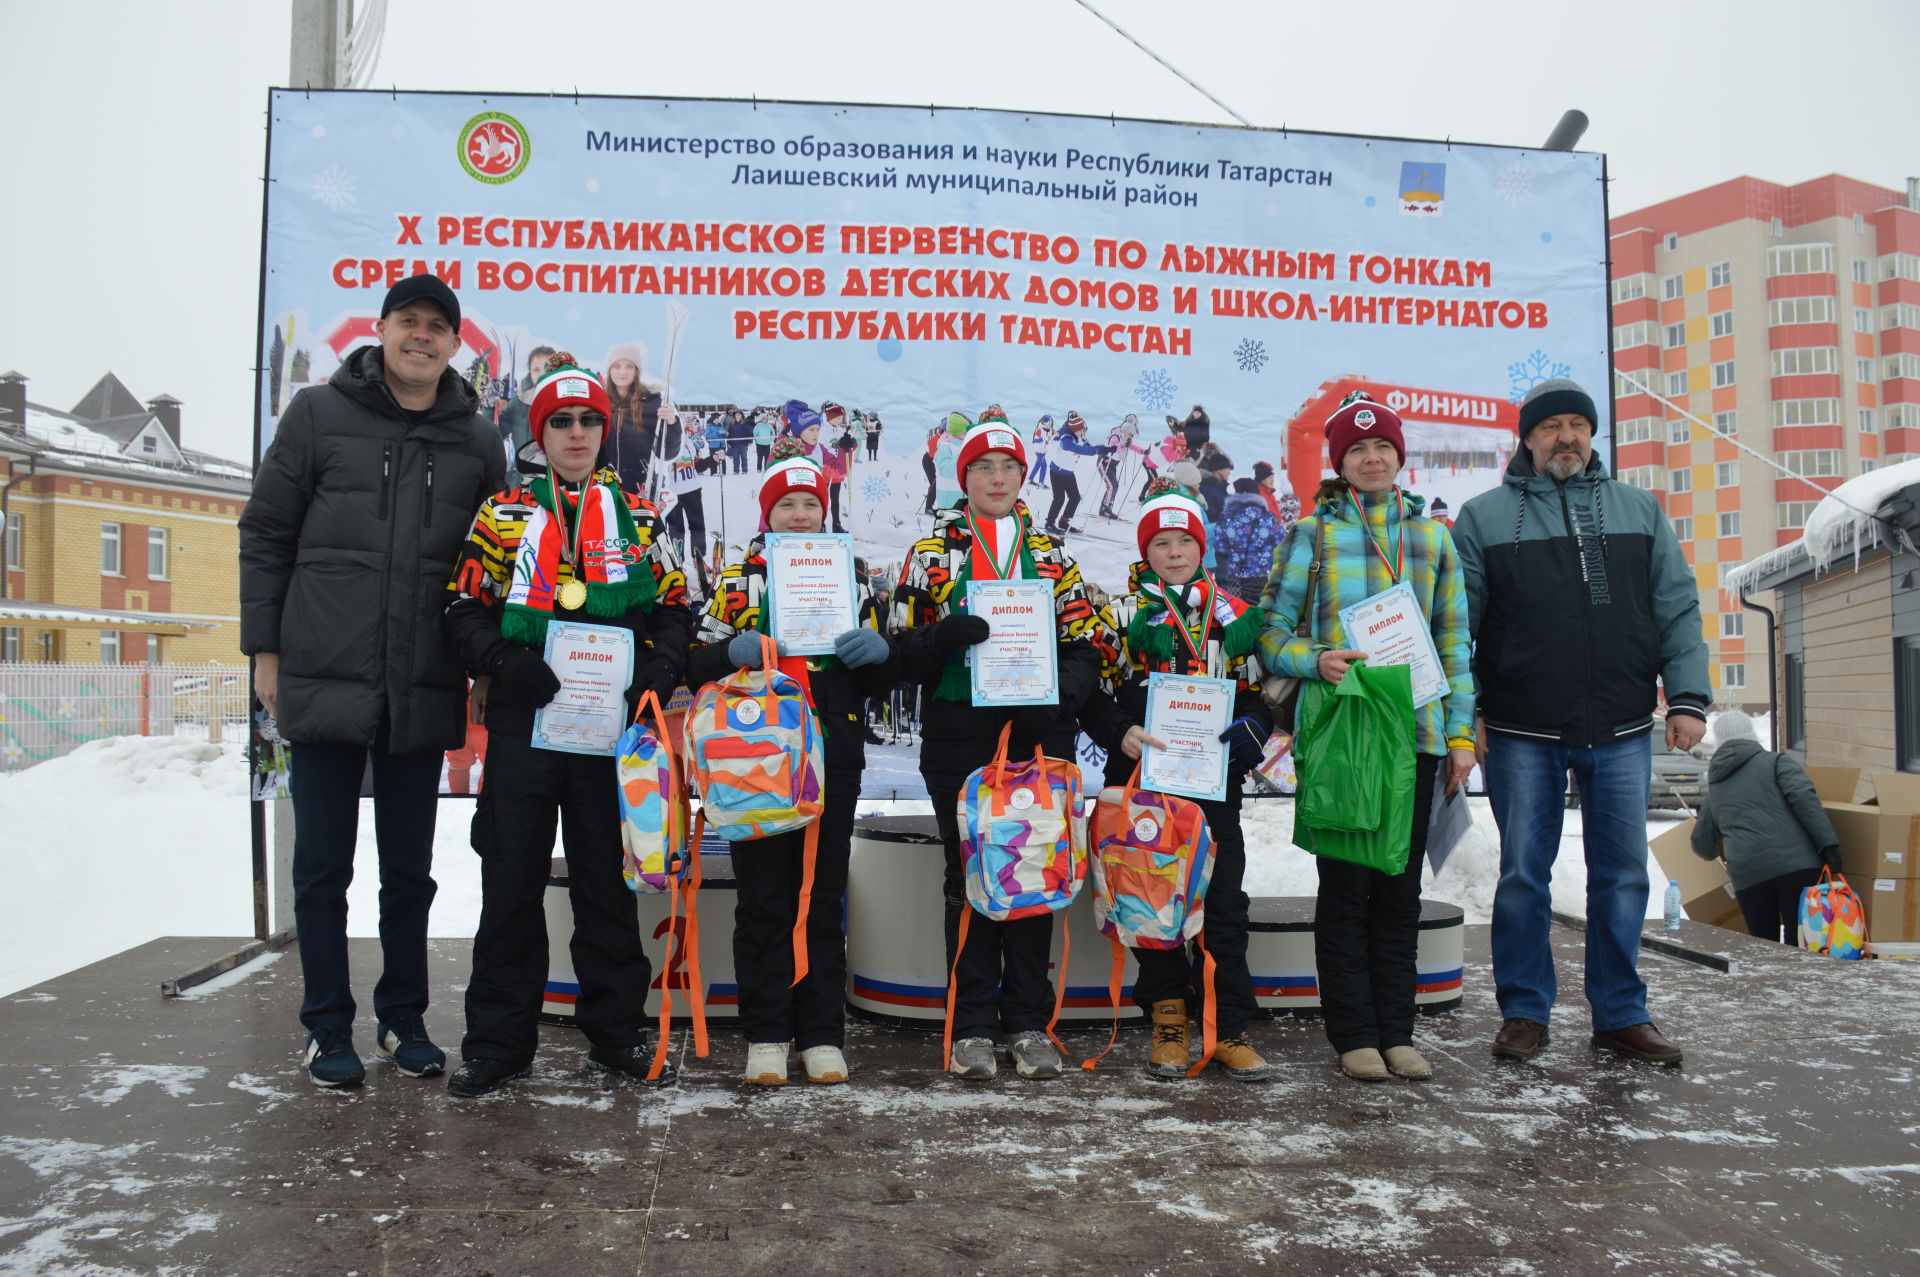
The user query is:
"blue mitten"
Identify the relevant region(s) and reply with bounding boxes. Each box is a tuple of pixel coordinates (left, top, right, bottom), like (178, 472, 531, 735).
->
(1218, 716, 1271, 774)
(727, 632, 785, 667)
(833, 627, 890, 669)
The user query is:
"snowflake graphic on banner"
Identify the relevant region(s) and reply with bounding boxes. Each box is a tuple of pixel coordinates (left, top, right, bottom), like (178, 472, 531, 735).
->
(1134, 368, 1177, 412)
(311, 164, 358, 212)
(1496, 160, 1534, 207)
(861, 474, 889, 504)
(1234, 338, 1268, 373)
(1507, 349, 1572, 404)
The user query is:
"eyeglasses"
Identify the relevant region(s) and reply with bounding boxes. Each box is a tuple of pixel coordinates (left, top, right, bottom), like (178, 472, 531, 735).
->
(967, 461, 1024, 478)
(546, 412, 607, 431)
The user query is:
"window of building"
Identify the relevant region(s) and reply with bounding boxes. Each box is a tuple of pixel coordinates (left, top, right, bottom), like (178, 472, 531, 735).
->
(1671, 516, 1693, 541)
(1773, 399, 1840, 427)
(1893, 407, 1911, 431)
(1613, 321, 1655, 349)
(0, 628, 17, 663)
(100, 631, 120, 665)
(1618, 466, 1665, 492)
(1665, 233, 1679, 253)
(1882, 303, 1920, 332)
(1718, 511, 1742, 537)
(1770, 347, 1838, 376)
(1722, 663, 1747, 690)
(1668, 418, 1691, 444)
(1779, 450, 1843, 477)
(1778, 501, 1818, 529)
(1715, 461, 1737, 487)
(147, 527, 169, 580)
(100, 523, 122, 575)
(1712, 360, 1737, 387)
(1860, 408, 1877, 434)
(1766, 244, 1834, 276)
(1665, 370, 1689, 397)
(1899, 638, 1920, 772)
(1722, 612, 1745, 639)
(140, 435, 157, 454)
(1882, 253, 1920, 284)
(1662, 274, 1685, 300)
(1710, 311, 1734, 338)
(1709, 261, 1732, 288)
(1862, 459, 1880, 474)
(1670, 467, 1693, 493)
(1784, 653, 1806, 751)
(1714, 411, 1738, 436)
(1858, 358, 1876, 384)
(1854, 307, 1873, 333)
(1853, 257, 1872, 284)
(3, 513, 19, 572)
(1769, 296, 1834, 325)
(1886, 353, 1920, 382)
(1664, 322, 1687, 348)
(1619, 417, 1658, 444)
(1612, 273, 1651, 304)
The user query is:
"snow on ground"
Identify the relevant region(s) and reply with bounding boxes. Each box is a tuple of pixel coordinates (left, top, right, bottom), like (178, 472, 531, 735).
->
(1, 732, 1692, 998)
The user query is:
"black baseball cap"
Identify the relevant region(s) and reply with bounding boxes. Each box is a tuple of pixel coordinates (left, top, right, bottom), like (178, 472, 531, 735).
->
(381, 274, 461, 330)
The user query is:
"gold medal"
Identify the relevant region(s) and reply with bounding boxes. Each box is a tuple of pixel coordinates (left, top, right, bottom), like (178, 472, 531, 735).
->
(558, 578, 588, 610)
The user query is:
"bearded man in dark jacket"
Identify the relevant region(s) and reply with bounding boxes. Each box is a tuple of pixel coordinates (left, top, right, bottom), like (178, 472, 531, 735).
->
(239, 275, 505, 1088)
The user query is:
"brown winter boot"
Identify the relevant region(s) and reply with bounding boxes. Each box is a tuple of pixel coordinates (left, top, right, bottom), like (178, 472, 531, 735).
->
(1145, 1000, 1190, 1079)
(1211, 1034, 1274, 1082)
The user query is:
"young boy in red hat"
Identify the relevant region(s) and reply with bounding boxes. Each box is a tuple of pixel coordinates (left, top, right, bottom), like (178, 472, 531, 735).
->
(890, 421, 1113, 1081)
(441, 353, 693, 1098)
(1082, 481, 1276, 1080)
(685, 436, 899, 1085)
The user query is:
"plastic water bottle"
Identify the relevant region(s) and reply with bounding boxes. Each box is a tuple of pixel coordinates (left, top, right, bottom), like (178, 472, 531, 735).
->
(1663, 880, 1683, 932)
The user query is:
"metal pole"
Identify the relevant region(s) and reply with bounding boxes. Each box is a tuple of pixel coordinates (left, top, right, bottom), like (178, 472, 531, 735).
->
(1543, 110, 1589, 151)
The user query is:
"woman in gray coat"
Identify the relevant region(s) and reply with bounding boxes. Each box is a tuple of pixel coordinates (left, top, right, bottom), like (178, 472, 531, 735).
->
(1689, 712, 1841, 945)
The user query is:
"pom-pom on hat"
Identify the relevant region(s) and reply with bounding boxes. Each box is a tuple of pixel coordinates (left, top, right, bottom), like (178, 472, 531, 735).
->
(979, 404, 1009, 425)
(955, 420, 1028, 478)
(529, 353, 611, 436)
(758, 446, 826, 522)
(1063, 411, 1087, 432)
(1323, 389, 1405, 468)
(1137, 490, 1209, 558)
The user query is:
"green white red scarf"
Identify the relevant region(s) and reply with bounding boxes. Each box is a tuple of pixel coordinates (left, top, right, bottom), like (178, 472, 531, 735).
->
(502, 468, 653, 644)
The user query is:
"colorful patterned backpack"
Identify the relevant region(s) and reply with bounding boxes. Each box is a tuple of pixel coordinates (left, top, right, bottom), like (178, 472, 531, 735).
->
(684, 634, 827, 980)
(1801, 868, 1870, 960)
(945, 721, 1087, 1062)
(614, 688, 708, 1077)
(1081, 765, 1219, 1074)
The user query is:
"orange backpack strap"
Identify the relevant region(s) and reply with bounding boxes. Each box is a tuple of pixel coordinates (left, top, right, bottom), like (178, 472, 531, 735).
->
(988, 721, 1015, 816)
(682, 809, 709, 1058)
(1045, 912, 1071, 1054)
(942, 907, 973, 1068)
(1080, 933, 1128, 1071)
(649, 872, 680, 1082)
(1186, 932, 1219, 1079)
(790, 819, 820, 987)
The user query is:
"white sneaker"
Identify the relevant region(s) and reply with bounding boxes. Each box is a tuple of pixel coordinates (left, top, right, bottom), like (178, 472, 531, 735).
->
(1009, 1030, 1064, 1080)
(798, 1045, 849, 1084)
(948, 1036, 997, 1080)
(744, 1041, 790, 1085)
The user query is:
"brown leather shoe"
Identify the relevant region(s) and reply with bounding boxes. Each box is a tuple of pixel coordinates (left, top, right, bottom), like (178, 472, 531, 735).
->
(1591, 1022, 1683, 1065)
(1491, 1018, 1549, 1060)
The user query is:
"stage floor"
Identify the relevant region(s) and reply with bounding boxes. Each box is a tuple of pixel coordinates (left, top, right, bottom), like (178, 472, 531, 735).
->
(2, 920, 1917, 1275)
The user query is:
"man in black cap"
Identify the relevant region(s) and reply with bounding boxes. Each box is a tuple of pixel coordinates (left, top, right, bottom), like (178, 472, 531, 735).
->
(240, 274, 505, 1088)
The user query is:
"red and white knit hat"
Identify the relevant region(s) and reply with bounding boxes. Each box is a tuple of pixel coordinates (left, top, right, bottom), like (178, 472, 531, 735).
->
(758, 450, 826, 522)
(1137, 491, 1208, 558)
(955, 421, 1028, 477)
(528, 354, 612, 435)
(1323, 390, 1405, 467)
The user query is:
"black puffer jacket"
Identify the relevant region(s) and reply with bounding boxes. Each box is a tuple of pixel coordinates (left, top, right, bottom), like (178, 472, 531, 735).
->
(239, 347, 505, 751)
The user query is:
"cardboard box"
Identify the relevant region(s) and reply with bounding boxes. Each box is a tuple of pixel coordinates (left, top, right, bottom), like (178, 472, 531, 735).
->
(1804, 766, 1864, 804)
(1648, 818, 1745, 928)
(1819, 771, 1920, 882)
(1855, 875, 1920, 944)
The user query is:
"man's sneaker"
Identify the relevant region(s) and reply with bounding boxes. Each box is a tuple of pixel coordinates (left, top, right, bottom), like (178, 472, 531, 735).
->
(949, 1036, 997, 1081)
(587, 1042, 679, 1088)
(375, 1016, 446, 1078)
(744, 1042, 790, 1086)
(446, 1057, 531, 1099)
(302, 1028, 365, 1088)
(798, 1045, 850, 1085)
(1008, 1030, 1064, 1080)
(1146, 999, 1190, 1080)
(1211, 1035, 1274, 1082)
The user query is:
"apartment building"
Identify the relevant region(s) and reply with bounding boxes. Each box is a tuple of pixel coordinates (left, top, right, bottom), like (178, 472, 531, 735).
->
(1609, 174, 1920, 704)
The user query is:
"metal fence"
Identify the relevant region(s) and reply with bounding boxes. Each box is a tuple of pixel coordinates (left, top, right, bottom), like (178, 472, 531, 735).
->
(0, 662, 251, 772)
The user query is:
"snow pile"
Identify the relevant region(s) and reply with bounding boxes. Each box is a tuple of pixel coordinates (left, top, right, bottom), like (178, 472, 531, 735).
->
(1725, 458, 1920, 594)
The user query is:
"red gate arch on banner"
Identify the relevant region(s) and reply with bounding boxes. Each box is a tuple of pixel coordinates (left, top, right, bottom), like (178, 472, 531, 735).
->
(1282, 377, 1522, 502)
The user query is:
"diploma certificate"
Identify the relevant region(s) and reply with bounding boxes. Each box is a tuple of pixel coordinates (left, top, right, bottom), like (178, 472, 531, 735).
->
(765, 533, 859, 656)
(1337, 581, 1450, 709)
(1140, 672, 1235, 801)
(965, 579, 1059, 707)
(531, 620, 635, 756)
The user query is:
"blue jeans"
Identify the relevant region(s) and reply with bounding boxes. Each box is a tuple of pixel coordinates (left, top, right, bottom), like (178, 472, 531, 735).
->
(1486, 732, 1652, 1031)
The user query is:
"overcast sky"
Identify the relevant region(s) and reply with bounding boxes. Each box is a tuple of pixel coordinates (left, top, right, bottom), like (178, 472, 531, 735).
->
(3, 0, 1914, 463)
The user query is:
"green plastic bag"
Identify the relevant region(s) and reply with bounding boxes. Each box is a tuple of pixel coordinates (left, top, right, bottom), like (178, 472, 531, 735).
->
(1293, 660, 1418, 874)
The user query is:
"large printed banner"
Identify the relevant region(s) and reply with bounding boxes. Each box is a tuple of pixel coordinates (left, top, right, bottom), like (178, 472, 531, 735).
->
(259, 90, 1609, 796)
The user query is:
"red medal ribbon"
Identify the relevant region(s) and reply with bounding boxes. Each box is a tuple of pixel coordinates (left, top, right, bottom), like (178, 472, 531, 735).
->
(1348, 486, 1404, 584)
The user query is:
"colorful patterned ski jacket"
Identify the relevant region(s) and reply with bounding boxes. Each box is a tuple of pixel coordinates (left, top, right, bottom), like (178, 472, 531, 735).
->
(1258, 485, 1476, 756)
